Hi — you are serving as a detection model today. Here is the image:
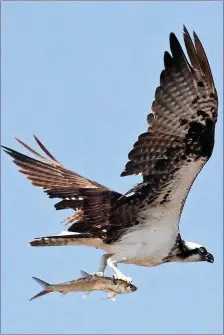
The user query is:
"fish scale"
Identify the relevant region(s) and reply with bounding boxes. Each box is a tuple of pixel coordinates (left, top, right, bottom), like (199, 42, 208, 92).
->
(30, 271, 137, 302)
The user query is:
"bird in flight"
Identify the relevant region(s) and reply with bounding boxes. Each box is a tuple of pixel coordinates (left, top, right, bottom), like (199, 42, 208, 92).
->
(2, 26, 218, 283)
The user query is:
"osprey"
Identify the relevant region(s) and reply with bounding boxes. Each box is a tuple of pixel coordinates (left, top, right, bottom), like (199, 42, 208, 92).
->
(3, 26, 217, 283)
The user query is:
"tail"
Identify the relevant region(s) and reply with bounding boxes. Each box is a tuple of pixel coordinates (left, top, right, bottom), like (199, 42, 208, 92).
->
(29, 232, 105, 249)
(30, 277, 52, 301)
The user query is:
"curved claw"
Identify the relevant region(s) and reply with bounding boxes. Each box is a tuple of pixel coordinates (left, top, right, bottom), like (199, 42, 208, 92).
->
(92, 271, 104, 277)
(112, 274, 132, 284)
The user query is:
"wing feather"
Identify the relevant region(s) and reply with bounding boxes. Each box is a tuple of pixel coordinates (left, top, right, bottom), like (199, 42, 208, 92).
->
(121, 27, 218, 180)
(2, 27, 218, 245)
(2, 136, 122, 230)
(107, 27, 218, 242)
(2, 135, 107, 193)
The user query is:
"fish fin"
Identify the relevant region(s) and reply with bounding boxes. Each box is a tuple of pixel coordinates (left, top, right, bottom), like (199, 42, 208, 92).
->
(60, 292, 67, 299)
(108, 292, 117, 302)
(29, 276, 52, 301)
(82, 291, 91, 299)
(80, 270, 92, 278)
(101, 293, 117, 302)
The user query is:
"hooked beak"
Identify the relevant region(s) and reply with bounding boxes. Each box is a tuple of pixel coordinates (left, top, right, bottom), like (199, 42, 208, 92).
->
(130, 284, 137, 292)
(205, 253, 214, 264)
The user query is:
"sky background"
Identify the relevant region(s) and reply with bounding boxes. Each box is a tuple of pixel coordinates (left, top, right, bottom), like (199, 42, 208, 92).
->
(1, 2, 223, 334)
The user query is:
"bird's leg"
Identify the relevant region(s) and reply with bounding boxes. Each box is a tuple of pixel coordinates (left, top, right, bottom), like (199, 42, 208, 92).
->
(93, 253, 112, 277)
(107, 256, 132, 283)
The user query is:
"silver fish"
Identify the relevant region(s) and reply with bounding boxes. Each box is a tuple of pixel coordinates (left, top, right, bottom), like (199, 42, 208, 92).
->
(30, 270, 137, 302)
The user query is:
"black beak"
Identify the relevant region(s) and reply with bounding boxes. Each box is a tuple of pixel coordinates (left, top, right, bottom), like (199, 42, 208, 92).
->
(130, 284, 137, 292)
(205, 253, 214, 263)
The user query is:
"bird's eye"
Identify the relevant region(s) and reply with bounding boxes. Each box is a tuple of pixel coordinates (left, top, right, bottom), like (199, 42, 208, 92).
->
(199, 247, 206, 254)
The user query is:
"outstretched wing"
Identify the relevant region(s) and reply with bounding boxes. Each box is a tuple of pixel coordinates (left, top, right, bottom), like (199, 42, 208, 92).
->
(2, 27, 218, 246)
(122, 27, 217, 178)
(2, 135, 122, 229)
(107, 26, 218, 241)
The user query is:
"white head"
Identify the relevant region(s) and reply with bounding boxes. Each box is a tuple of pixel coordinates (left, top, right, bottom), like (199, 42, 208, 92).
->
(183, 241, 214, 263)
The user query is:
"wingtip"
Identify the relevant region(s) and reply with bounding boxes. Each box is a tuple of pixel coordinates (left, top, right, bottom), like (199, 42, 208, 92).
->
(169, 32, 180, 49)
(169, 32, 175, 40)
(183, 25, 188, 35)
(1, 145, 14, 154)
(14, 136, 22, 145)
(33, 134, 42, 146)
(193, 30, 198, 40)
(13, 136, 28, 148)
(33, 134, 39, 142)
(32, 134, 61, 165)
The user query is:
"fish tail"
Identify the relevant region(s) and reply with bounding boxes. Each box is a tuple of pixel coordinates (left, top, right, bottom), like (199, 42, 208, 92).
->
(29, 277, 52, 301)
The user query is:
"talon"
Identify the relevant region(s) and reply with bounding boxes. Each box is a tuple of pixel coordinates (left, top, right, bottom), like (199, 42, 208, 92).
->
(112, 274, 118, 283)
(112, 274, 132, 283)
(124, 276, 132, 284)
(92, 271, 104, 277)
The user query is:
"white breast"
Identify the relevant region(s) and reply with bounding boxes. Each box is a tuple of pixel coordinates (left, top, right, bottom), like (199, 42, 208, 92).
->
(109, 207, 179, 266)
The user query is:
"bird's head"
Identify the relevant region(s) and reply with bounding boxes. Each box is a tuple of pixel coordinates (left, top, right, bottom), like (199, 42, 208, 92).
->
(183, 241, 214, 263)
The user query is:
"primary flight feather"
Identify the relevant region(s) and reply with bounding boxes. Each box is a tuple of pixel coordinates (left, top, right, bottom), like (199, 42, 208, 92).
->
(3, 26, 217, 282)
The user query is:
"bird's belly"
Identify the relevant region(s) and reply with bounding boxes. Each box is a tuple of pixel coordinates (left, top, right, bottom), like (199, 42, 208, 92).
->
(122, 257, 164, 267)
(109, 210, 179, 266)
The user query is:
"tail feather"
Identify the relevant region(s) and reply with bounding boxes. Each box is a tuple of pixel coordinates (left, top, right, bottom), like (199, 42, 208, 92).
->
(29, 233, 104, 249)
(30, 277, 52, 301)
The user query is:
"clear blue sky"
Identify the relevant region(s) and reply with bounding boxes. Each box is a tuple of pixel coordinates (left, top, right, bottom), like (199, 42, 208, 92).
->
(2, 2, 223, 334)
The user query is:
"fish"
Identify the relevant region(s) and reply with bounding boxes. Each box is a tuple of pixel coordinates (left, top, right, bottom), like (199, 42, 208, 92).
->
(29, 270, 137, 302)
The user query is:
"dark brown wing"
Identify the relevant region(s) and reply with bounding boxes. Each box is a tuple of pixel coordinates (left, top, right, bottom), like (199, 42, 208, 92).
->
(2, 135, 122, 228)
(103, 27, 218, 242)
(121, 26, 218, 178)
(65, 189, 122, 234)
(2, 135, 106, 191)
